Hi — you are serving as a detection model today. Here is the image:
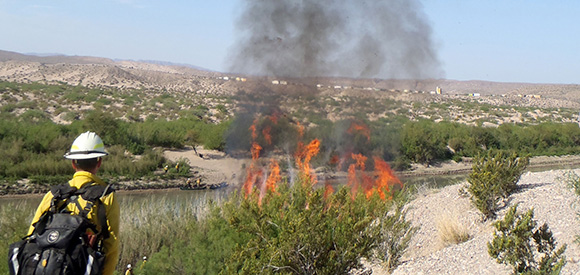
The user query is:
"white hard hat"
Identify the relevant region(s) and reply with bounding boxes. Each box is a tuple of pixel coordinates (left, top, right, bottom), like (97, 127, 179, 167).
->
(127, 264, 132, 269)
(64, 131, 108, 160)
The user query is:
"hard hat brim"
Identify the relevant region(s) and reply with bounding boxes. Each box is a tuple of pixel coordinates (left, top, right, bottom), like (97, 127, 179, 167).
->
(64, 151, 108, 160)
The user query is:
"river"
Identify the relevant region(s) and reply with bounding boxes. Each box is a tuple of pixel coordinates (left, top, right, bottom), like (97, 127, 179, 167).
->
(2, 162, 576, 210)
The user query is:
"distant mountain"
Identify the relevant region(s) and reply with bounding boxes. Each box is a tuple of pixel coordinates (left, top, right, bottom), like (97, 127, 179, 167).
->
(134, 59, 213, 72)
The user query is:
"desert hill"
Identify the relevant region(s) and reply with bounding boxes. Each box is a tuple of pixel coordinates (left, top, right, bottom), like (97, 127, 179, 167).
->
(2, 49, 580, 101)
(1, 49, 580, 127)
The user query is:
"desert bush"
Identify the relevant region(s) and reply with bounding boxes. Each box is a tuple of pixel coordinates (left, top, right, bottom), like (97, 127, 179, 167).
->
(467, 150, 529, 219)
(374, 196, 417, 272)
(488, 205, 566, 274)
(138, 175, 413, 274)
(221, 178, 408, 274)
(560, 170, 580, 197)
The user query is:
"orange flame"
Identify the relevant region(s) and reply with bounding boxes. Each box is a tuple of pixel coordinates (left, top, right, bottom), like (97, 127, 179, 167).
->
(262, 125, 272, 145)
(347, 162, 358, 199)
(243, 142, 264, 198)
(348, 122, 371, 142)
(251, 142, 262, 160)
(373, 157, 402, 200)
(352, 153, 367, 170)
(265, 159, 281, 194)
(295, 139, 320, 184)
(243, 163, 262, 198)
(324, 182, 334, 200)
(249, 118, 259, 141)
(297, 121, 305, 138)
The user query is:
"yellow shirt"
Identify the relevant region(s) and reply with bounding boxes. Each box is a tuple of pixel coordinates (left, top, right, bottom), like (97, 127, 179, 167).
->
(28, 171, 121, 275)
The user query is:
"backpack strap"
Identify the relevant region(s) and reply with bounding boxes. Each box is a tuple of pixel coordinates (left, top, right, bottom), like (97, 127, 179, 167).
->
(31, 184, 79, 234)
(77, 183, 115, 240)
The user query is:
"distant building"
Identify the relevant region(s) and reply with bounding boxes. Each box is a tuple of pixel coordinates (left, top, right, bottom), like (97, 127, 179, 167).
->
(272, 80, 280, 85)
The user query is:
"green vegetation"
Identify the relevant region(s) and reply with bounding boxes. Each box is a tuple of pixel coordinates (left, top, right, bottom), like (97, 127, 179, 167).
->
(0, 201, 35, 275)
(488, 205, 567, 274)
(135, 176, 413, 274)
(0, 110, 230, 185)
(467, 150, 529, 219)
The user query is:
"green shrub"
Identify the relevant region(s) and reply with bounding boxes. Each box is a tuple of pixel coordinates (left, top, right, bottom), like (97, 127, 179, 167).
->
(467, 150, 529, 219)
(138, 174, 413, 274)
(488, 205, 566, 274)
(374, 197, 417, 272)
(221, 178, 409, 274)
(561, 171, 580, 197)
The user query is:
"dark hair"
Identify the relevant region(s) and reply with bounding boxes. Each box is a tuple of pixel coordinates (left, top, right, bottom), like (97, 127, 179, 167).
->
(74, 158, 100, 171)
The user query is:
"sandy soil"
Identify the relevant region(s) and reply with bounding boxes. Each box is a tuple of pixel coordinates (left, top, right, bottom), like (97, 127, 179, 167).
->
(163, 146, 249, 186)
(164, 147, 580, 186)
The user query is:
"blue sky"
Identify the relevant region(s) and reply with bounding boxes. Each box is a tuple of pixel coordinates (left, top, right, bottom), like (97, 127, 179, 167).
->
(0, 0, 579, 84)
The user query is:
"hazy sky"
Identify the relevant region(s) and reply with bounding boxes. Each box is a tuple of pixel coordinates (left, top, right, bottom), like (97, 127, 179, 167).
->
(1, 0, 579, 84)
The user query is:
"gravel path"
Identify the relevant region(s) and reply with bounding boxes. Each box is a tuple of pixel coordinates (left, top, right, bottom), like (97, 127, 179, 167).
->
(374, 168, 580, 275)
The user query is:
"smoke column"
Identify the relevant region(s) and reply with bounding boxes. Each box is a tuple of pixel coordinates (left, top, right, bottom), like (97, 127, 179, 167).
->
(228, 0, 443, 80)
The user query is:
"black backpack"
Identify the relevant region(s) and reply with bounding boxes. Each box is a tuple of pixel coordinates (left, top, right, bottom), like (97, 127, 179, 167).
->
(8, 183, 114, 275)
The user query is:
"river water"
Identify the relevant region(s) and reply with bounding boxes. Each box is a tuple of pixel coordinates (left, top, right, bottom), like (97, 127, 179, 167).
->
(0, 173, 463, 211)
(2, 163, 575, 210)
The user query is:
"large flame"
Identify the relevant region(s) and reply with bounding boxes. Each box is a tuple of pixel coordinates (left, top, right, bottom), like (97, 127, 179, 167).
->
(347, 121, 371, 142)
(265, 159, 281, 194)
(295, 139, 320, 184)
(241, 114, 402, 205)
(346, 153, 402, 200)
(249, 118, 259, 141)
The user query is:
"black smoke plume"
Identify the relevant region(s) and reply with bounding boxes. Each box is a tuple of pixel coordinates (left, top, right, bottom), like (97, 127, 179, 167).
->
(228, 0, 443, 80)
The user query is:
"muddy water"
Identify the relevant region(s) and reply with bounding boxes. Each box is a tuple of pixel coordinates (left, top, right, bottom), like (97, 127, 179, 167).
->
(1, 163, 575, 210)
(0, 187, 233, 217)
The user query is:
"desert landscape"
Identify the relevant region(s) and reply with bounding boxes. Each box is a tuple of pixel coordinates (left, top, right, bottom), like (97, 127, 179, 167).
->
(3, 50, 580, 274)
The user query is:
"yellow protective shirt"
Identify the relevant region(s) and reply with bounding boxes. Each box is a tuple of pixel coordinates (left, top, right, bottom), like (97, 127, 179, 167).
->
(28, 171, 120, 275)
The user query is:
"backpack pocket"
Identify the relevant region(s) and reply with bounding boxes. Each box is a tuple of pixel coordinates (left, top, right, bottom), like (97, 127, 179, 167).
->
(36, 214, 87, 249)
(8, 239, 42, 275)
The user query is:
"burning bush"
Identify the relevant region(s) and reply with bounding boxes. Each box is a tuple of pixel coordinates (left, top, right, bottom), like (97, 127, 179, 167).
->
(221, 175, 413, 274)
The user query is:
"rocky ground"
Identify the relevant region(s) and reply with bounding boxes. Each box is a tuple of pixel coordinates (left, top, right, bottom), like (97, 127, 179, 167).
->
(364, 168, 580, 275)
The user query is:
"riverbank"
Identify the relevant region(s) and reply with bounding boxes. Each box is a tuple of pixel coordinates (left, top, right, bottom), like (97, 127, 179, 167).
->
(3, 149, 580, 197)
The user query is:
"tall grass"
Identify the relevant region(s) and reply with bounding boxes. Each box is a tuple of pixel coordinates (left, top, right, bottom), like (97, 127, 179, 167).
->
(118, 192, 227, 272)
(0, 200, 36, 275)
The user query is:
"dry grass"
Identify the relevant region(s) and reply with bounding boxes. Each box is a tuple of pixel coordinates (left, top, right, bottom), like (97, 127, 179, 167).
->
(435, 212, 470, 247)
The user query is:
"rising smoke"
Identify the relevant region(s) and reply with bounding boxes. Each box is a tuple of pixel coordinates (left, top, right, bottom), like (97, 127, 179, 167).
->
(228, 0, 443, 80)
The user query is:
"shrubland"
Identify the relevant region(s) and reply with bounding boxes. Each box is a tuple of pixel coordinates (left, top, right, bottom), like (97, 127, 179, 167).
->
(133, 175, 414, 274)
(488, 205, 567, 274)
(3, 80, 580, 273)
